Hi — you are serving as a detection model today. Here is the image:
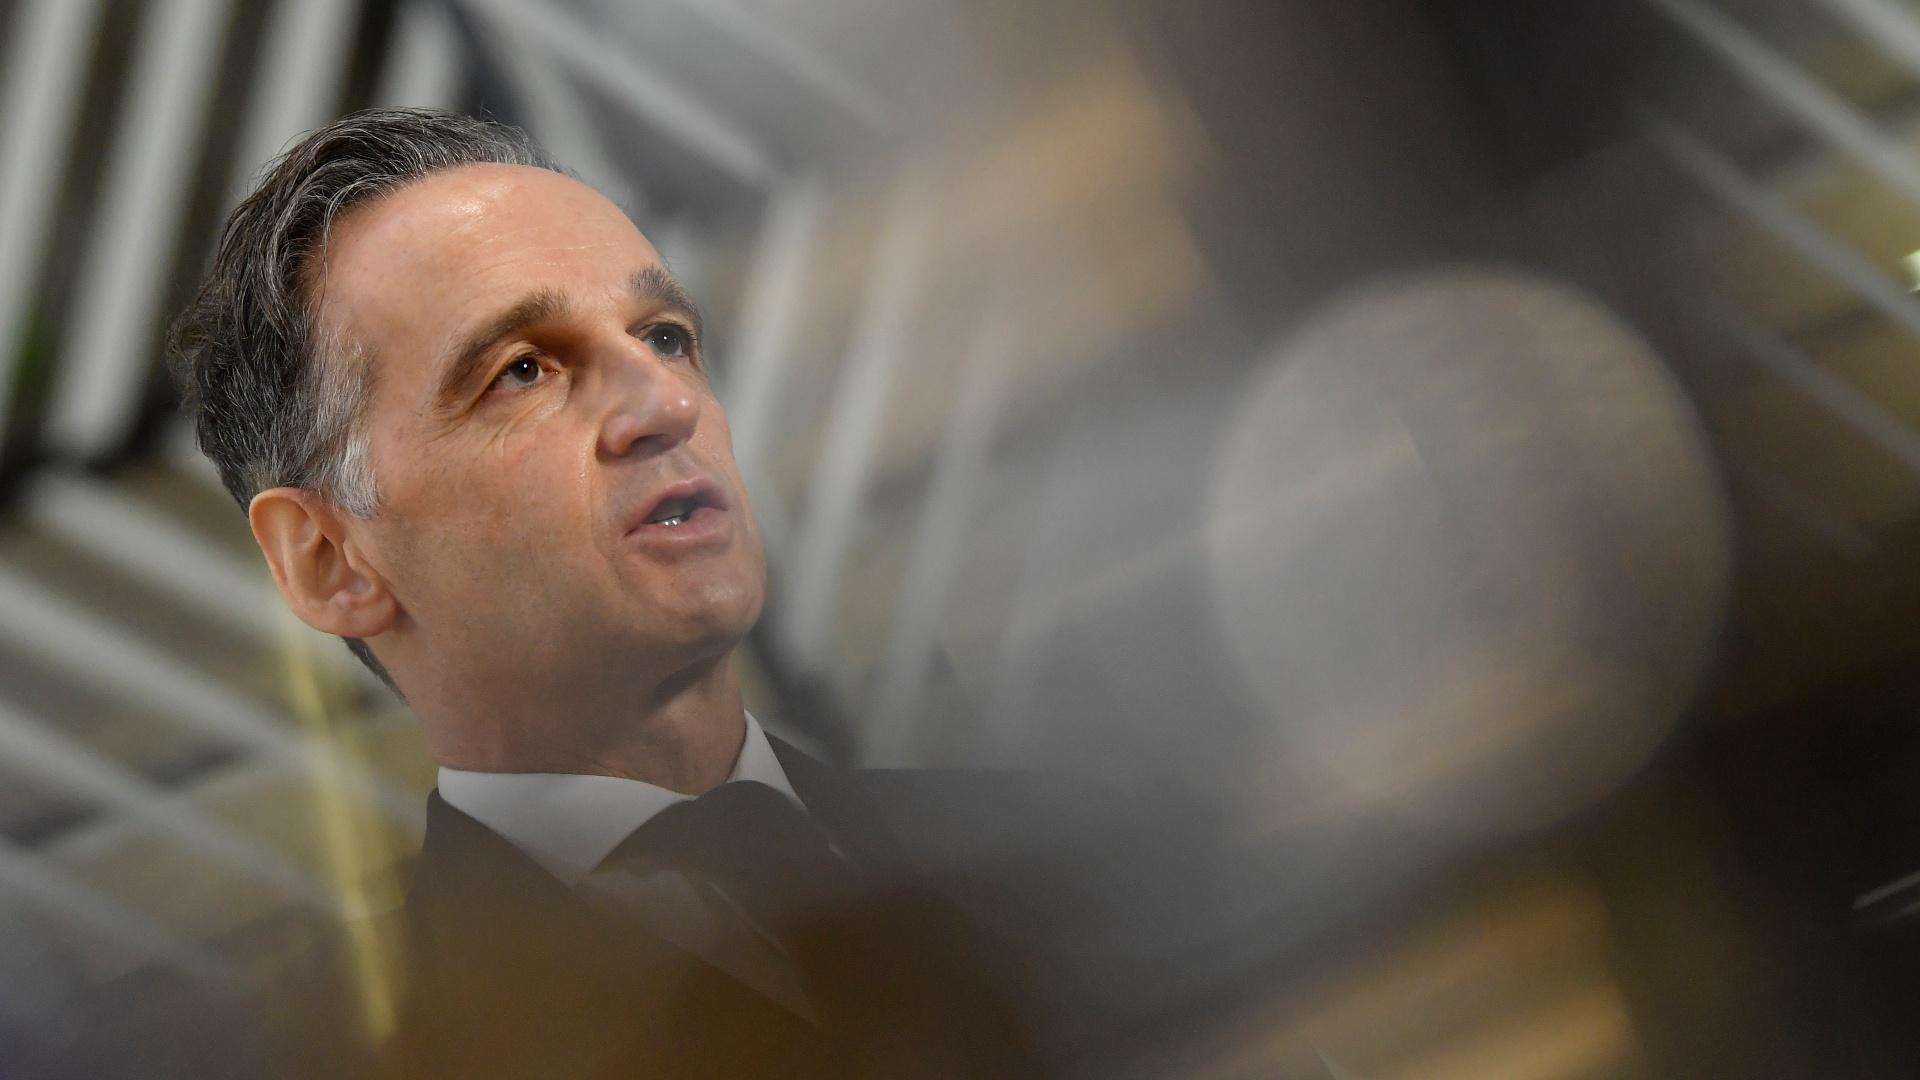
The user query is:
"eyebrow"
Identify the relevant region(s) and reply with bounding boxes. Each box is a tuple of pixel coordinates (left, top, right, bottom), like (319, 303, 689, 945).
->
(633, 264, 704, 341)
(431, 267, 706, 407)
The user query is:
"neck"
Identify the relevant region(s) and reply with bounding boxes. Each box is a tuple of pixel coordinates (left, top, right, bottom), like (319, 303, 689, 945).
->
(415, 651, 748, 795)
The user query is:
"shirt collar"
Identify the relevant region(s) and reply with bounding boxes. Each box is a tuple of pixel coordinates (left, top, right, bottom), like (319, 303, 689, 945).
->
(436, 712, 801, 886)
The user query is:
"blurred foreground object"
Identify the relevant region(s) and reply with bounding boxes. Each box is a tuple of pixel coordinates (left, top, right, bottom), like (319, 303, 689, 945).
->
(1209, 268, 1731, 839)
(985, 268, 1735, 1073)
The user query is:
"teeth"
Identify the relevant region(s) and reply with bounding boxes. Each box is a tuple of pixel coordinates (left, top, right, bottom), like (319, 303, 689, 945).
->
(646, 497, 697, 526)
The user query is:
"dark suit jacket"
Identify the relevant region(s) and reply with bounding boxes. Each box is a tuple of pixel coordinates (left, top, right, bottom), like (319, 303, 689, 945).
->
(390, 737, 1056, 1078)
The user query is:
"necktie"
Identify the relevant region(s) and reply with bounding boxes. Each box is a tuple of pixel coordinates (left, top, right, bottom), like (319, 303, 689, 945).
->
(594, 783, 878, 1021)
(594, 781, 1015, 1076)
(580, 853, 815, 1020)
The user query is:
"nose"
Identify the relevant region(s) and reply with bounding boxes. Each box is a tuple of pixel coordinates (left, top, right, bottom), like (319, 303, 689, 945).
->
(596, 339, 699, 459)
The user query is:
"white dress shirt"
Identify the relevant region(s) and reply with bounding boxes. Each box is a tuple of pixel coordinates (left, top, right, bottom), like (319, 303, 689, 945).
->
(437, 711, 803, 886)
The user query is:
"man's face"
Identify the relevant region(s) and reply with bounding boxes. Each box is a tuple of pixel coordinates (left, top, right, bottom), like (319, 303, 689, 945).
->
(319, 164, 765, 695)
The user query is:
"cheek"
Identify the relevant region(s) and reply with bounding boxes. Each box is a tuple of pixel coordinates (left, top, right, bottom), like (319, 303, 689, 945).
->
(705, 410, 740, 459)
(382, 435, 591, 580)
(691, 415, 745, 484)
(440, 414, 587, 509)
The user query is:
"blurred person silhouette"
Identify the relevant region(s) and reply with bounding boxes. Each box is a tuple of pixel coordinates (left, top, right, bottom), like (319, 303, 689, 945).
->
(113, 107, 1075, 1079)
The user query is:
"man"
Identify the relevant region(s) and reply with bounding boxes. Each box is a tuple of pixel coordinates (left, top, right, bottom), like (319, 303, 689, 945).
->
(158, 108, 1073, 1078)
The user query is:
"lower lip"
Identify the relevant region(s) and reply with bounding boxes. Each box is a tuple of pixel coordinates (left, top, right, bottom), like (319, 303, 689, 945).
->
(626, 504, 732, 554)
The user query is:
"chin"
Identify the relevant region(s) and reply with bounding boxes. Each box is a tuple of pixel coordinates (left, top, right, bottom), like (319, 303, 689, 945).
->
(657, 574, 764, 650)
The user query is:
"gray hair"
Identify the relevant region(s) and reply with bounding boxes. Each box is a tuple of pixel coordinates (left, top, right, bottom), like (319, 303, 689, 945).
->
(168, 108, 563, 688)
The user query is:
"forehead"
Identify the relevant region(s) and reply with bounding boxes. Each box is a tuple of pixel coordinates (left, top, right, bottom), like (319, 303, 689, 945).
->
(315, 163, 660, 363)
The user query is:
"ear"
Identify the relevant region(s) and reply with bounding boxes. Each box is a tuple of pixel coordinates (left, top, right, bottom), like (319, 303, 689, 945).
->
(248, 487, 398, 640)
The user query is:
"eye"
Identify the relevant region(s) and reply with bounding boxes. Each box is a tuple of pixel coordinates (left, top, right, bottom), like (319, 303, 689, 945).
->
(491, 355, 546, 391)
(642, 323, 692, 360)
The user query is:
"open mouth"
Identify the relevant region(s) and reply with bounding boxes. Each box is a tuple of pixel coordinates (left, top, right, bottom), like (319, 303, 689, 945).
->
(645, 495, 703, 527)
(632, 479, 728, 533)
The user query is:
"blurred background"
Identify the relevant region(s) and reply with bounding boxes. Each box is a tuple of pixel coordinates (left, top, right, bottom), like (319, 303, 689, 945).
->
(2, 0, 1920, 1075)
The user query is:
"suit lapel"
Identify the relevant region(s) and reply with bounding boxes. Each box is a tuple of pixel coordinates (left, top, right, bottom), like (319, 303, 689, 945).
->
(767, 735, 919, 878)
